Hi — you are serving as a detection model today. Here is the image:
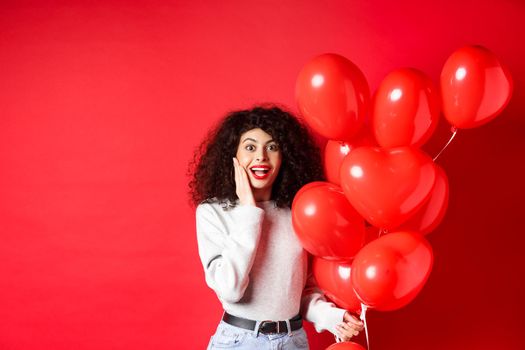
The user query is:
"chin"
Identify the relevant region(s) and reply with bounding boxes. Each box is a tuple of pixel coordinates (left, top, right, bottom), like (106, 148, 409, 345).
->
(249, 180, 272, 190)
(250, 183, 270, 190)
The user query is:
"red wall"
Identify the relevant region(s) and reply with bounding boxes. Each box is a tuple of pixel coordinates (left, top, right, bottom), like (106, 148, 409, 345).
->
(1, 1, 524, 349)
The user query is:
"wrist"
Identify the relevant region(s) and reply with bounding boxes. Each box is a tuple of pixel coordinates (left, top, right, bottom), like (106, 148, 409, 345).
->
(239, 197, 256, 206)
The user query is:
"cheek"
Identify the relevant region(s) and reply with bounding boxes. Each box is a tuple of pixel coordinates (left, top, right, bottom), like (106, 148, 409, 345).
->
(235, 152, 251, 168)
(272, 154, 283, 173)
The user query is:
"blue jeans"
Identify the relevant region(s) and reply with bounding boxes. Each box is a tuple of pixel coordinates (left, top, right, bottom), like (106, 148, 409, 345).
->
(207, 320, 309, 349)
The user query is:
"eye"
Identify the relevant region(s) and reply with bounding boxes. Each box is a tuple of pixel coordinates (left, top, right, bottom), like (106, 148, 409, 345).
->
(267, 144, 279, 152)
(245, 144, 256, 151)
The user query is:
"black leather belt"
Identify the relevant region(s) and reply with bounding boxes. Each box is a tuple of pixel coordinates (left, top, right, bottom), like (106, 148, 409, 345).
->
(222, 312, 303, 334)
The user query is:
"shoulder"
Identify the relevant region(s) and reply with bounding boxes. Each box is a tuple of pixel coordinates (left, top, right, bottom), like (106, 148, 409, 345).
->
(198, 198, 269, 221)
(196, 199, 266, 235)
(196, 199, 221, 217)
(197, 197, 234, 209)
(196, 198, 241, 219)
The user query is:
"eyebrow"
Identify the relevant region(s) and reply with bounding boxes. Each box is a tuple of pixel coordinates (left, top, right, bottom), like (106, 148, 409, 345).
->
(242, 137, 276, 144)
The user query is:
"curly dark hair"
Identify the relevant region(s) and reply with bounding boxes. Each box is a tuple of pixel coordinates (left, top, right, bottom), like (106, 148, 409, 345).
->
(188, 105, 325, 209)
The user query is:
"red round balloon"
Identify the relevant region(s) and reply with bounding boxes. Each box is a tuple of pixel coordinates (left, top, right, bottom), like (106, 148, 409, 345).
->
(326, 341, 366, 350)
(296, 53, 370, 141)
(324, 128, 376, 186)
(373, 68, 440, 148)
(312, 257, 361, 313)
(396, 165, 449, 234)
(292, 181, 366, 260)
(440, 45, 513, 129)
(351, 231, 433, 311)
(340, 146, 437, 229)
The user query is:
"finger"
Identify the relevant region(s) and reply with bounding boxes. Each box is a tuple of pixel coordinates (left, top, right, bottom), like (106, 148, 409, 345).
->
(344, 321, 363, 331)
(336, 324, 352, 335)
(238, 162, 251, 186)
(335, 326, 347, 338)
(343, 313, 364, 326)
(335, 326, 355, 341)
(338, 334, 350, 342)
(233, 158, 245, 186)
(233, 158, 240, 188)
(235, 158, 247, 189)
(345, 320, 363, 330)
(342, 322, 363, 334)
(238, 164, 254, 199)
(233, 158, 255, 205)
(234, 158, 246, 197)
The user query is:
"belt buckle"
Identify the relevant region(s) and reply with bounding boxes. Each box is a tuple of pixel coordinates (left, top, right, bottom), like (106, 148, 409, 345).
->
(260, 320, 279, 334)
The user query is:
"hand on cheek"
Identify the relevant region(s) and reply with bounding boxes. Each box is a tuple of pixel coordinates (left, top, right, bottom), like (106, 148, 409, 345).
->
(233, 157, 256, 206)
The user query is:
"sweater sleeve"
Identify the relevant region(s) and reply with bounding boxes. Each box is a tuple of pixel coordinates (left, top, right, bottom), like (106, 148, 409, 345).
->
(300, 272, 347, 335)
(196, 203, 265, 303)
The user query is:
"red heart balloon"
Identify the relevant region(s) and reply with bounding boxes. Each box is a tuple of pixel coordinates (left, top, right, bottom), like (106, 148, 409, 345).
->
(292, 182, 366, 260)
(395, 165, 449, 234)
(351, 231, 433, 311)
(324, 128, 376, 186)
(373, 68, 440, 148)
(340, 146, 437, 229)
(326, 341, 366, 350)
(296, 53, 370, 141)
(364, 225, 381, 244)
(441, 45, 513, 129)
(312, 257, 361, 313)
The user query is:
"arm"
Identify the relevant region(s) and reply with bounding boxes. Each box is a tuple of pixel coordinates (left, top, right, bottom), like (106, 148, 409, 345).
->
(196, 203, 264, 303)
(300, 272, 347, 335)
(301, 269, 363, 339)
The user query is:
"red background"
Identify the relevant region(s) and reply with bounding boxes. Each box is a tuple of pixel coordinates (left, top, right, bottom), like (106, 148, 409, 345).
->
(1, 1, 524, 349)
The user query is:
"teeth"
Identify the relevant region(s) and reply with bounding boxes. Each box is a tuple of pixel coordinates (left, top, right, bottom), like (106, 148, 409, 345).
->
(251, 167, 269, 171)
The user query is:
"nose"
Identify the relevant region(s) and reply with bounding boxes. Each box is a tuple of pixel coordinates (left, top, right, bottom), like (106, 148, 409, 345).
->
(256, 148, 268, 162)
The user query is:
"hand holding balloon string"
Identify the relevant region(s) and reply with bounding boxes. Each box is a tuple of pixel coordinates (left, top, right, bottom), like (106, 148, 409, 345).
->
(335, 312, 364, 341)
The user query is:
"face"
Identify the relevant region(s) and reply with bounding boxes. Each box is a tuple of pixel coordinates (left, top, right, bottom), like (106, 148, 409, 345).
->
(235, 128, 282, 201)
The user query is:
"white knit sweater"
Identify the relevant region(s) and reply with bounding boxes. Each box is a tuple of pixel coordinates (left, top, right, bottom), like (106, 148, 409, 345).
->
(195, 199, 346, 335)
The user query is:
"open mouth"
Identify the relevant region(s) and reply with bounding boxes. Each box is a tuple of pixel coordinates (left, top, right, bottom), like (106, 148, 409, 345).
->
(250, 165, 271, 180)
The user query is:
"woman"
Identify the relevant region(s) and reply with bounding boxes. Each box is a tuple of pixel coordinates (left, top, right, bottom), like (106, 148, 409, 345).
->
(189, 105, 363, 349)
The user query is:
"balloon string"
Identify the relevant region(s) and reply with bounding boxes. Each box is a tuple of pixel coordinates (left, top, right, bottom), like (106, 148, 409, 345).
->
(433, 126, 458, 162)
(361, 303, 370, 350)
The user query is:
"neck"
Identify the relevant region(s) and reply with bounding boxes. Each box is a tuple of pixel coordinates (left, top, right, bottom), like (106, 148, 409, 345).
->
(252, 188, 271, 202)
